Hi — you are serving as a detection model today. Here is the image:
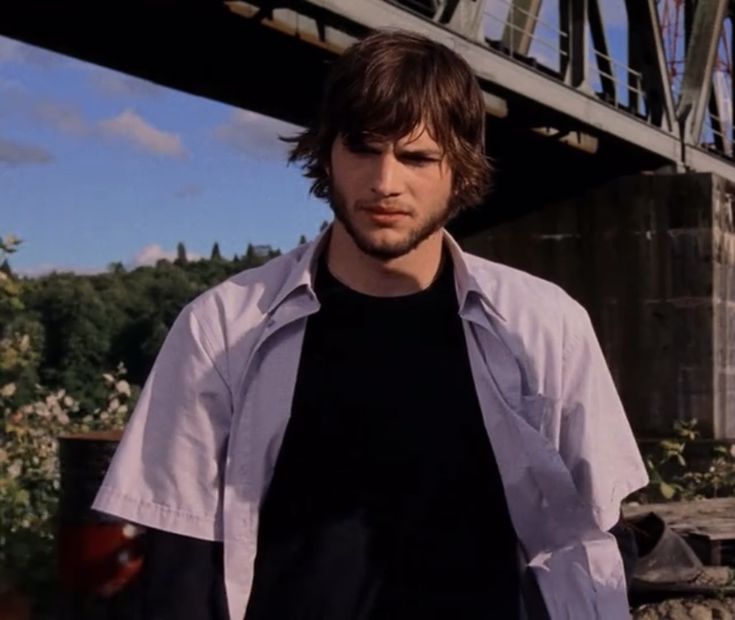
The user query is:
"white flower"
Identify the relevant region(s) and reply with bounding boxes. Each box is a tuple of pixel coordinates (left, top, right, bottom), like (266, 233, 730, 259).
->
(108, 398, 120, 412)
(7, 459, 22, 479)
(102, 373, 115, 385)
(3, 233, 19, 247)
(0, 383, 16, 398)
(115, 380, 131, 397)
(57, 412, 70, 425)
(117, 405, 128, 416)
(0, 448, 7, 464)
(63, 395, 74, 408)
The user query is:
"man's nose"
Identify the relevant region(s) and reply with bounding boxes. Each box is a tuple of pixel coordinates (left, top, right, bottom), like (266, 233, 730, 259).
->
(369, 153, 401, 197)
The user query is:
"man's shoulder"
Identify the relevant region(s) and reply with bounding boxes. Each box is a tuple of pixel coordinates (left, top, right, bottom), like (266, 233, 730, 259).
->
(462, 251, 587, 322)
(183, 244, 309, 336)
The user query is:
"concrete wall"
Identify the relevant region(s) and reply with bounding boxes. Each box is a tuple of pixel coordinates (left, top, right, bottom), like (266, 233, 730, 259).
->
(713, 176, 735, 438)
(459, 173, 735, 439)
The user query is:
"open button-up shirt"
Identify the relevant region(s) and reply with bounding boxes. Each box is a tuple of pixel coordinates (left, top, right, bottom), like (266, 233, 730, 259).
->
(93, 228, 648, 620)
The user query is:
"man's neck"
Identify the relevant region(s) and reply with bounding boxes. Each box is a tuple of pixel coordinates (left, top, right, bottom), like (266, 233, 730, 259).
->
(325, 222, 444, 297)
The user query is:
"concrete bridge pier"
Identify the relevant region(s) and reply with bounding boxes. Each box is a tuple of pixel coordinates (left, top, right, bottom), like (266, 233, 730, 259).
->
(458, 172, 735, 441)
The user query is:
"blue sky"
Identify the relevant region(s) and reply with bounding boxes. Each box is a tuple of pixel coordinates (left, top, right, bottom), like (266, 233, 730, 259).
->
(1, 37, 332, 274)
(0, 0, 713, 275)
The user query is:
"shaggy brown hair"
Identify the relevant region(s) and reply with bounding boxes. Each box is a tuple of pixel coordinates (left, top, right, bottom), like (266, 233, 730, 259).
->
(284, 29, 492, 212)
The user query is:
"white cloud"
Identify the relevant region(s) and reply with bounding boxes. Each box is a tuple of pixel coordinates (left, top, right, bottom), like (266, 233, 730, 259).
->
(0, 37, 24, 63)
(33, 102, 89, 136)
(131, 244, 176, 266)
(16, 263, 104, 278)
(0, 137, 53, 166)
(0, 77, 26, 94)
(90, 71, 163, 98)
(213, 109, 300, 159)
(99, 109, 188, 159)
(129, 243, 202, 268)
(0, 36, 64, 67)
(0, 79, 28, 119)
(0, 81, 89, 137)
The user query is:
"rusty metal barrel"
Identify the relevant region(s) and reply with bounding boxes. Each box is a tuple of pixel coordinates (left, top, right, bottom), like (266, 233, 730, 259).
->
(57, 431, 143, 619)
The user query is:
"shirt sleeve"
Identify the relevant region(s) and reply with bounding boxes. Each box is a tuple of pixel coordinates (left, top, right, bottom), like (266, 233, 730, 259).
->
(558, 307, 649, 532)
(92, 303, 232, 541)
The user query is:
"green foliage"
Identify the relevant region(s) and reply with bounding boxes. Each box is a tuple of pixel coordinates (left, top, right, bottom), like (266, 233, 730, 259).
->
(0, 366, 135, 597)
(637, 419, 735, 503)
(0, 235, 41, 409)
(0, 235, 285, 603)
(0, 232, 144, 609)
(16, 243, 281, 401)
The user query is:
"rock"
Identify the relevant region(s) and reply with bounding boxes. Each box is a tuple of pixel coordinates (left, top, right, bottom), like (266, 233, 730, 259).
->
(633, 598, 735, 620)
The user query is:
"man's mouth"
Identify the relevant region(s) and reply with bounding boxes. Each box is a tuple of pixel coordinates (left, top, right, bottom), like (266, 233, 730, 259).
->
(362, 207, 410, 224)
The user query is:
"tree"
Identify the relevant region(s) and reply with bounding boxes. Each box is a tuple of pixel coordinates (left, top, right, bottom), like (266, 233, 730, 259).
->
(175, 242, 188, 265)
(210, 242, 222, 261)
(298, 235, 308, 245)
(319, 220, 330, 232)
(107, 261, 126, 275)
(245, 243, 255, 263)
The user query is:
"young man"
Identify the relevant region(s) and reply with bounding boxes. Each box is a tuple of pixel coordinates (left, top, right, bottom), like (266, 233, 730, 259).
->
(94, 30, 648, 619)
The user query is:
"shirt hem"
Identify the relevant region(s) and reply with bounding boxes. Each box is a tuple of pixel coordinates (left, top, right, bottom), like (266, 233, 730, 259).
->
(92, 486, 221, 542)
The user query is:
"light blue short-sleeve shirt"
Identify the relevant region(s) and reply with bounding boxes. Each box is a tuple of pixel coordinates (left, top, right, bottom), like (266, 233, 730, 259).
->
(94, 227, 648, 620)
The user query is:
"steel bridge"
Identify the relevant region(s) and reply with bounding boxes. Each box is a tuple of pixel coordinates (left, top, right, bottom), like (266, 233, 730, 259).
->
(2, 0, 734, 223)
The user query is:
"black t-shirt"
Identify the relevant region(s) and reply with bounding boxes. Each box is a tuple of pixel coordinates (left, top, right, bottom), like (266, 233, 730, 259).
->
(244, 251, 520, 619)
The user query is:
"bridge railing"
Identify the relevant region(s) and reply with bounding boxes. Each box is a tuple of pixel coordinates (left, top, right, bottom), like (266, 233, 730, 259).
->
(483, 0, 566, 74)
(383, 0, 734, 163)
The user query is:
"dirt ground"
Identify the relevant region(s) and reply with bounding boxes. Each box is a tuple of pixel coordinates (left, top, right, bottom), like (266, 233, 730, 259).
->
(633, 598, 735, 619)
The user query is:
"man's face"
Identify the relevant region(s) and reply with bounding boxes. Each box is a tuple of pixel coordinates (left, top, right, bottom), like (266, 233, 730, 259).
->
(327, 124, 455, 260)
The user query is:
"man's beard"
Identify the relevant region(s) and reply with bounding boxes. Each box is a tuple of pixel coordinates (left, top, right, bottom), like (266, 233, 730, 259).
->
(327, 185, 457, 260)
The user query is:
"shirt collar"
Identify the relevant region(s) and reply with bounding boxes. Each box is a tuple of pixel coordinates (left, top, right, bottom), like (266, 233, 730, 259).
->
(266, 224, 506, 323)
(441, 230, 506, 322)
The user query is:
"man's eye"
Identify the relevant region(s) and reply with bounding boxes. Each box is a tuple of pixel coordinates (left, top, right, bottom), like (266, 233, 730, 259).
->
(404, 156, 435, 165)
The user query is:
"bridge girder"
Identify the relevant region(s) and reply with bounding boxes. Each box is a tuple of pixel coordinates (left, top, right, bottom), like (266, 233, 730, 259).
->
(1, 0, 734, 185)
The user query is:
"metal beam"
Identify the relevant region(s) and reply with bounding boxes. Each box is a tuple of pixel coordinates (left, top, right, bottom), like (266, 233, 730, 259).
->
(303, 0, 681, 161)
(731, 2, 735, 148)
(625, 0, 677, 132)
(685, 143, 735, 182)
(290, 0, 735, 183)
(588, 0, 615, 101)
(708, 82, 726, 153)
(443, 0, 487, 41)
(501, 0, 542, 56)
(560, 0, 588, 88)
(677, 0, 728, 144)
